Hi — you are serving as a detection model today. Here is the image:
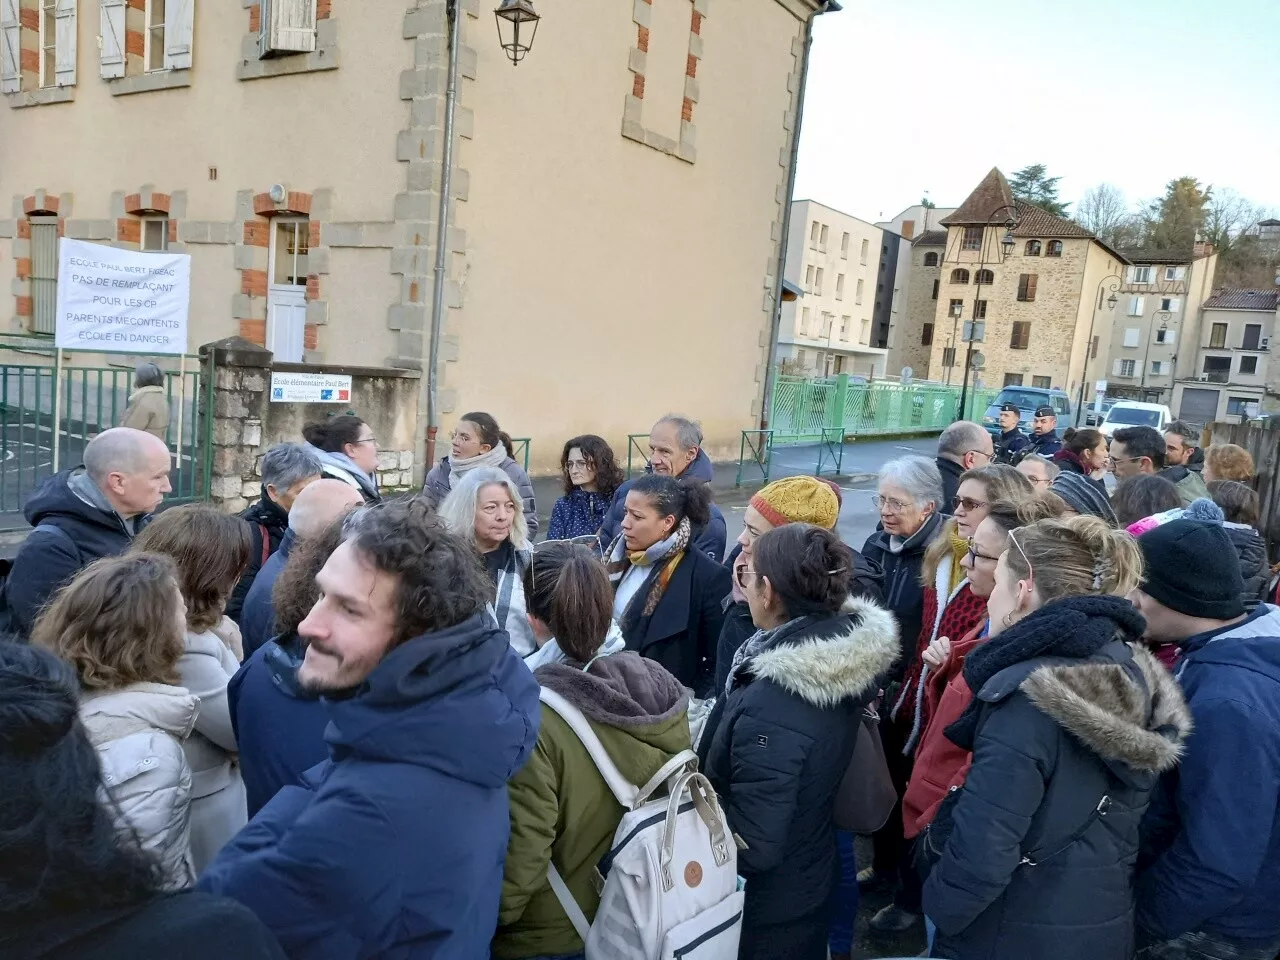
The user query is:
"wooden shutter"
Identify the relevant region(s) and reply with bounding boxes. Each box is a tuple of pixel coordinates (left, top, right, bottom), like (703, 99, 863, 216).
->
(1025, 274, 1037, 301)
(99, 0, 125, 78)
(164, 0, 194, 69)
(54, 0, 76, 86)
(262, 0, 316, 55)
(0, 0, 19, 93)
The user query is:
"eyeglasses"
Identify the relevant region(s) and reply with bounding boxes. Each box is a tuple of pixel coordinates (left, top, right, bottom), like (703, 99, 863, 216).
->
(565, 459, 592, 470)
(952, 495, 988, 513)
(871, 494, 912, 513)
(352, 437, 377, 446)
(966, 448, 993, 463)
(1106, 455, 1144, 466)
(965, 538, 1000, 565)
(1007, 529, 1034, 580)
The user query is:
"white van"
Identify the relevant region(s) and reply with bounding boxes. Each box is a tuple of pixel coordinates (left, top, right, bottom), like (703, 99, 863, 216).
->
(1099, 401, 1174, 438)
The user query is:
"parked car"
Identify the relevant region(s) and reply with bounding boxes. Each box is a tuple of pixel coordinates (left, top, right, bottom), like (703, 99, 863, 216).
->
(982, 386, 1073, 438)
(1085, 398, 1118, 427)
(1099, 400, 1173, 438)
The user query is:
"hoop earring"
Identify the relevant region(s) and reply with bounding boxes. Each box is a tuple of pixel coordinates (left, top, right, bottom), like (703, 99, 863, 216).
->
(1002, 611, 1015, 629)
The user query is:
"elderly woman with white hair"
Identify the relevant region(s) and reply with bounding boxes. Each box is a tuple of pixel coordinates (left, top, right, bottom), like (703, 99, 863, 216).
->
(119, 361, 169, 442)
(437, 466, 536, 656)
(859, 454, 945, 924)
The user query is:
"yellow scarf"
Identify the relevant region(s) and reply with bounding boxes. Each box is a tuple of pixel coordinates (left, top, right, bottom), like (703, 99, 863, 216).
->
(948, 530, 969, 593)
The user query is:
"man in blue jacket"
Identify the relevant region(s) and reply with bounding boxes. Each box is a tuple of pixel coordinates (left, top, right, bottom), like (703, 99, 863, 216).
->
(1132, 518, 1280, 959)
(200, 498, 541, 959)
(597, 414, 727, 561)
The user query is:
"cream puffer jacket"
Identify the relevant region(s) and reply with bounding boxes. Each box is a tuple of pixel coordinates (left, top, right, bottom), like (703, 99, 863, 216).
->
(79, 682, 199, 889)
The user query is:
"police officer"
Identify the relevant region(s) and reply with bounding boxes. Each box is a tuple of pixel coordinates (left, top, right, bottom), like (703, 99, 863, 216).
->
(993, 402, 1029, 464)
(1021, 404, 1064, 459)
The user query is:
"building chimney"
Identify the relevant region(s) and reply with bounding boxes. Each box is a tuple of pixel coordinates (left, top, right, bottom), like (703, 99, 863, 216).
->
(1193, 240, 1214, 258)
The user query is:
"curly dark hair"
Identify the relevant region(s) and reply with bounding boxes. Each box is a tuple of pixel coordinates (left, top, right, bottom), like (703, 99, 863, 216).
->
(131, 505, 253, 632)
(341, 498, 493, 646)
(559, 435, 625, 500)
(272, 517, 347, 641)
(752, 523, 853, 617)
(0, 641, 162, 919)
(628, 474, 712, 528)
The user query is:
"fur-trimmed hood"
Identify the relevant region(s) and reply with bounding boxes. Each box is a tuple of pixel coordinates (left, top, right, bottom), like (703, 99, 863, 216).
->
(750, 597, 899, 708)
(1022, 643, 1192, 775)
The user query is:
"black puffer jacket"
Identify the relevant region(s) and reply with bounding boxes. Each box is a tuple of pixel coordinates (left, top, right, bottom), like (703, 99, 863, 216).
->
(702, 598, 899, 930)
(225, 489, 289, 624)
(861, 510, 944, 683)
(924, 601, 1192, 960)
(1223, 522, 1269, 604)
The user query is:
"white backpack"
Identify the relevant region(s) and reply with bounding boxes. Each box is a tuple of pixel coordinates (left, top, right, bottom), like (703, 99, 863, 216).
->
(538, 687, 744, 960)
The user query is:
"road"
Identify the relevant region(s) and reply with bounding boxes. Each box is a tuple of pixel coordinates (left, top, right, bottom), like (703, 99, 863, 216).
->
(719, 436, 938, 553)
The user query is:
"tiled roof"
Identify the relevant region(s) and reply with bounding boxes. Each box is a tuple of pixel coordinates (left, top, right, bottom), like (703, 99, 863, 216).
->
(1010, 200, 1093, 238)
(1203, 289, 1280, 311)
(940, 168, 1016, 226)
(1258, 218, 1280, 227)
(912, 230, 946, 246)
(1120, 248, 1194, 265)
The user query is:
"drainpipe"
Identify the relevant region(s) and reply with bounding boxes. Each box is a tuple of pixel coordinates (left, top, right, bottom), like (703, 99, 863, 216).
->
(759, 0, 838, 431)
(425, 0, 462, 473)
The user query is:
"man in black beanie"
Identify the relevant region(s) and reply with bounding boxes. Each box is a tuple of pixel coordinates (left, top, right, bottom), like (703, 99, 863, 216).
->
(1131, 519, 1280, 959)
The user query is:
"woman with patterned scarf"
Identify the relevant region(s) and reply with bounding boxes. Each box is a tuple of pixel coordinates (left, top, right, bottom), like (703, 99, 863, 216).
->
(605, 474, 731, 697)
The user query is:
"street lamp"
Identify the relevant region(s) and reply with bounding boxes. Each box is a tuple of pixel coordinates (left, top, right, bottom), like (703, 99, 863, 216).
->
(1074, 274, 1121, 426)
(956, 205, 1017, 422)
(494, 0, 540, 65)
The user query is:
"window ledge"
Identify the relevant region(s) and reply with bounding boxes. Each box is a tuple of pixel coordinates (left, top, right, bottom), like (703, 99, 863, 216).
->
(109, 69, 193, 97)
(237, 20, 339, 81)
(6, 86, 75, 109)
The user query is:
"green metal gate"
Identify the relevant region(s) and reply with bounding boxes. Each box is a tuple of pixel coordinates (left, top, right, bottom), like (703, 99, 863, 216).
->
(0, 335, 210, 529)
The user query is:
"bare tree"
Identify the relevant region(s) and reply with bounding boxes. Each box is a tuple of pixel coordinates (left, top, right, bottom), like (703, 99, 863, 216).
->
(1202, 188, 1269, 258)
(1075, 183, 1141, 248)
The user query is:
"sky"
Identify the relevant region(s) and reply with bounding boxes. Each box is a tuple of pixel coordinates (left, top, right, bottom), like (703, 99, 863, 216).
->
(793, 0, 1280, 224)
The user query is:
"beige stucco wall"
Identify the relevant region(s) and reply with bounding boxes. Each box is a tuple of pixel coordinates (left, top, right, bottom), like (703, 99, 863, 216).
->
(891, 241, 942, 380)
(448, 0, 809, 471)
(924, 231, 1113, 397)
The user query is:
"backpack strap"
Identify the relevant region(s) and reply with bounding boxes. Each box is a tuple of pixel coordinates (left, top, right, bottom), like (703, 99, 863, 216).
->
(257, 523, 271, 568)
(546, 863, 592, 942)
(539, 687, 639, 809)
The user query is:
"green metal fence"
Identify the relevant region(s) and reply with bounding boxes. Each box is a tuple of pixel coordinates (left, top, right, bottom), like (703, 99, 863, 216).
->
(770, 374, 998, 445)
(0, 336, 208, 527)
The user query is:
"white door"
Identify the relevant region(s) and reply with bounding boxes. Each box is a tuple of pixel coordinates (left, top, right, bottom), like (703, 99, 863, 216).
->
(268, 218, 309, 362)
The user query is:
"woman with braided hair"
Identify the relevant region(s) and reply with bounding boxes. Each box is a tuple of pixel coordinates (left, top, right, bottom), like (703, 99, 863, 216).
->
(921, 515, 1192, 960)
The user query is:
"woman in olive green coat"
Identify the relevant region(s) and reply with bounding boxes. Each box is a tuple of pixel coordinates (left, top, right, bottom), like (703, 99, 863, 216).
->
(493, 542, 691, 960)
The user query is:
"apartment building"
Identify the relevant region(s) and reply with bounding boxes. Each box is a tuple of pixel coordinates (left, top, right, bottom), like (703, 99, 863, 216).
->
(0, 0, 830, 471)
(1102, 249, 1216, 404)
(776, 200, 889, 378)
(921, 168, 1126, 398)
(1172, 289, 1279, 424)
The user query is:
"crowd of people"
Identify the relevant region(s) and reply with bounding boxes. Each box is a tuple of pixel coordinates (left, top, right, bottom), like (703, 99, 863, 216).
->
(0, 402, 1276, 960)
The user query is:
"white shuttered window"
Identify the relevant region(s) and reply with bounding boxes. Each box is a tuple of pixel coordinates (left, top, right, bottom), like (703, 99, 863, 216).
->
(260, 0, 316, 56)
(99, 0, 125, 77)
(53, 0, 76, 87)
(1, 0, 20, 92)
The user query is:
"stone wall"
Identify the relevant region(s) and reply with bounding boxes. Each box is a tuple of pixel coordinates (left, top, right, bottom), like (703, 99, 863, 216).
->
(200, 337, 420, 513)
(893, 242, 942, 380)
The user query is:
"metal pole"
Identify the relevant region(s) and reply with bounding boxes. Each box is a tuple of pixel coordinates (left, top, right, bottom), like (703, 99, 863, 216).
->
(1075, 307, 1097, 427)
(760, 1, 832, 430)
(52, 348, 63, 473)
(425, 0, 461, 473)
(175, 354, 186, 466)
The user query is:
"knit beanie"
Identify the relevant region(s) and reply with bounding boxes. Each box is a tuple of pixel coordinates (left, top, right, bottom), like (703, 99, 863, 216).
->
(1125, 497, 1224, 538)
(1137, 518, 1245, 619)
(1049, 472, 1118, 527)
(749, 476, 841, 530)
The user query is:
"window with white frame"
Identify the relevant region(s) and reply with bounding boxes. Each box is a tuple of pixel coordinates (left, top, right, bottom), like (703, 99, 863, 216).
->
(1123, 328, 1140, 347)
(1164, 266, 1185, 281)
(1240, 356, 1258, 376)
(1151, 360, 1165, 375)
(860, 238, 869, 265)
(840, 232, 850, 259)
(1161, 297, 1181, 313)
(145, 0, 166, 70)
(140, 217, 169, 251)
(819, 224, 829, 252)
(1129, 266, 1153, 284)
(1155, 327, 1173, 344)
(835, 274, 845, 300)
(39, 0, 56, 87)
(1128, 295, 1145, 316)
(855, 278, 864, 304)
(1118, 359, 1136, 377)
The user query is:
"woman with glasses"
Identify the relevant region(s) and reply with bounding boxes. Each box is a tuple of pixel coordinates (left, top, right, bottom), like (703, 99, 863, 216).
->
(302, 414, 381, 503)
(920, 516, 1191, 960)
(494, 542, 687, 960)
(545, 435, 625, 542)
(702, 523, 897, 960)
(605, 473, 730, 697)
(424, 411, 539, 537)
(869, 465, 1032, 934)
(439, 467, 538, 656)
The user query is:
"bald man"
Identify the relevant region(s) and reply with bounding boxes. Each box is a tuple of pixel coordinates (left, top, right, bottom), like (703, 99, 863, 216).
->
(229, 478, 363, 816)
(1, 427, 172, 637)
(238, 479, 363, 659)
